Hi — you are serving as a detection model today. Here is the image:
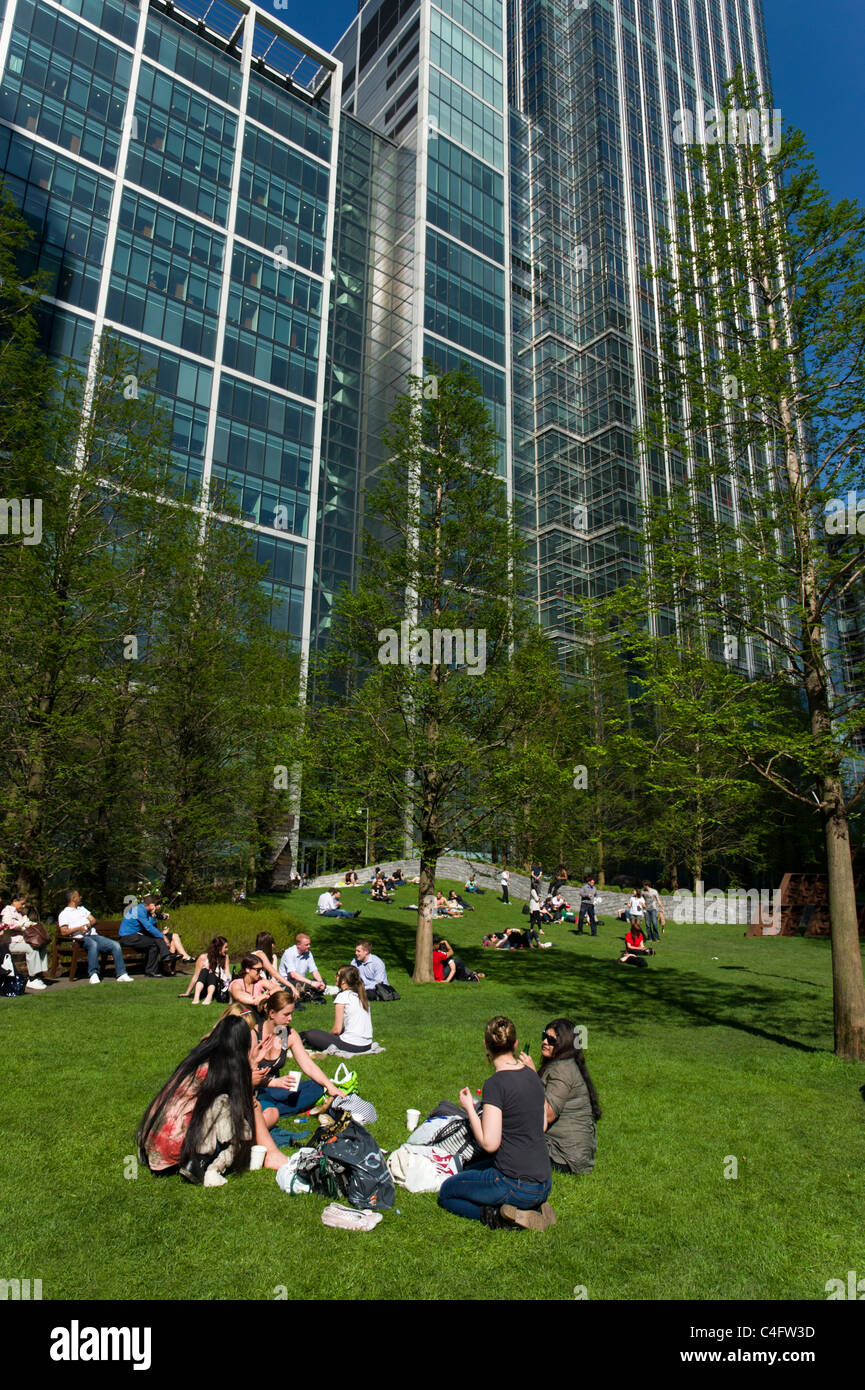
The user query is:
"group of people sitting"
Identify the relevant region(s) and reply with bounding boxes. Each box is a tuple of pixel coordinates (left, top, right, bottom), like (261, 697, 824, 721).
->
(437, 1014, 601, 1230)
(179, 929, 388, 1053)
(0, 888, 197, 990)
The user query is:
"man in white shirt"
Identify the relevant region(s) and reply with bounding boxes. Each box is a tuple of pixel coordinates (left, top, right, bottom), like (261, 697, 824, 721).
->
(58, 888, 133, 984)
(642, 882, 663, 941)
(317, 890, 360, 919)
(279, 932, 326, 996)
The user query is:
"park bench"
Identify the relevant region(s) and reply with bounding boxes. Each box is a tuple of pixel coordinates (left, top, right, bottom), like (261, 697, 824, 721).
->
(48, 921, 160, 981)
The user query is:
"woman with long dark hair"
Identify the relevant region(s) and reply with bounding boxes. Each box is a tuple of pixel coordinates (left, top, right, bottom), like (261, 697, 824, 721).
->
(253, 932, 292, 991)
(300, 966, 374, 1054)
(438, 1016, 555, 1231)
(522, 1017, 601, 1174)
(137, 1015, 287, 1184)
(178, 936, 229, 1004)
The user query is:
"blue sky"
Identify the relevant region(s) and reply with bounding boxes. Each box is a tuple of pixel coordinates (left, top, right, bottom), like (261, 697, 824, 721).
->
(260, 0, 864, 209)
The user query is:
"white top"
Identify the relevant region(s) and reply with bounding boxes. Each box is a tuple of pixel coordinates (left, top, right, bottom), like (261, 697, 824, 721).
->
(0, 904, 32, 939)
(530, 888, 541, 908)
(336, 989, 373, 1047)
(317, 891, 336, 913)
(280, 944, 317, 979)
(500, 870, 509, 885)
(58, 905, 94, 937)
(627, 895, 646, 918)
(643, 887, 662, 909)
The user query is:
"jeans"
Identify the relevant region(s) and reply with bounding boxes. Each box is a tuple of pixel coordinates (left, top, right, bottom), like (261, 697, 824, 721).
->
(438, 1156, 552, 1222)
(257, 1079, 323, 1120)
(644, 908, 659, 940)
(577, 901, 596, 935)
(84, 934, 127, 978)
(320, 909, 356, 918)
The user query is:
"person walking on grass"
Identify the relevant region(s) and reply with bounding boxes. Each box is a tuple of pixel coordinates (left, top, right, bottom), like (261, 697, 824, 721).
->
(642, 882, 663, 941)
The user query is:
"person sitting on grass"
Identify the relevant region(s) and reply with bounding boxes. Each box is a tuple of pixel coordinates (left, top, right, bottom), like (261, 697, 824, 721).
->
(350, 939, 390, 1000)
(242, 991, 346, 1129)
(279, 932, 327, 999)
(434, 935, 484, 981)
(370, 876, 393, 904)
(527, 1017, 601, 1174)
(252, 932, 293, 992)
(449, 889, 474, 913)
(229, 955, 277, 1008)
(137, 1014, 288, 1184)
(618, 922, 654, 968)
(437, 1016, 555, 1230)
(464, 873, 484, 895)
(183, 937, 230, 1004)
(344, 868, 360, 886)
(317, 888, 361, 919)
(300, 966, 375, 1054)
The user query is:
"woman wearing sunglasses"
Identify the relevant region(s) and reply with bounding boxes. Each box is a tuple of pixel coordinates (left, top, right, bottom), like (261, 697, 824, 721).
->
(521, 1018, 601, 1174)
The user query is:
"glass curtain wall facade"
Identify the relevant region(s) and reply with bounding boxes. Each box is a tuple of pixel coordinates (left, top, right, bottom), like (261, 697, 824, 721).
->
(506, 0, 773, 663)
(0, 0, 341, 656)
(335, 0, 513, 516)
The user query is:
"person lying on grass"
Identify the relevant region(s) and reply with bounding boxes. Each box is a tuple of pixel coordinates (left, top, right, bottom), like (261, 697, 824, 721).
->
(437, 1016, 555, 1231)
(181, 936, 230, 1004)
(137, 1014, 288, 1184)
(299, 966, 375, 1054)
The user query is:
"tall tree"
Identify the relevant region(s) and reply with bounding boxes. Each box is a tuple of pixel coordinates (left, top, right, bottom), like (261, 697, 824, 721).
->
(643, 76, 865, 1057)
(311, 367, 561, 981)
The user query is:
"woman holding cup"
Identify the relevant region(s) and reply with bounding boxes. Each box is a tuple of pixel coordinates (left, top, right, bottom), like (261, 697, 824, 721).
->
(437, 1016, 555, 1230)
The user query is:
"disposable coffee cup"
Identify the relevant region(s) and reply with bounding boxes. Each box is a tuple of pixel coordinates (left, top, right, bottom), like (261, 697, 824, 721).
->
(249, 1145, 267, 1171)
(406, 1108, 421, 1130)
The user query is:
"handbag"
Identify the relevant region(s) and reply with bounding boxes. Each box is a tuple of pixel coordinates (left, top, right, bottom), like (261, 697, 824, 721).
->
(22, 922, 50, 949)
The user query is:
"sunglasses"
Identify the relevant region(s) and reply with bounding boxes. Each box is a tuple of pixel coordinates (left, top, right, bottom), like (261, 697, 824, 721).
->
(541, 1033, 557, 1045)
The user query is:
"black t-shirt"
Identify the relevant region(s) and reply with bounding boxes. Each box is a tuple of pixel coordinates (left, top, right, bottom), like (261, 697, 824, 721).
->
(482, 1066, 551, 1184)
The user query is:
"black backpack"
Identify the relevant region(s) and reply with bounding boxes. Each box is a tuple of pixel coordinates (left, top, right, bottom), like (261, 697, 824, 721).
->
(296, 1115, 395, 1211)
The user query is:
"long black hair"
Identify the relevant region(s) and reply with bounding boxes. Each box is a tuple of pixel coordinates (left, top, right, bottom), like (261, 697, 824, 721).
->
(137, 1014, 255, 1171)
(541, 1017, 602, 1122)
(206, 936, 228, 974)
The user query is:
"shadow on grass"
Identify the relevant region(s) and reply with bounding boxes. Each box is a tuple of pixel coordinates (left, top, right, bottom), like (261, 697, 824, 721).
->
(480, 945, 827, 1055)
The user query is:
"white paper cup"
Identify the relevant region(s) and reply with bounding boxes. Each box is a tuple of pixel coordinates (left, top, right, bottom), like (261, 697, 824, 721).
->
(406, 1108, 421, 1130)
(249, 1145, 267, 1171)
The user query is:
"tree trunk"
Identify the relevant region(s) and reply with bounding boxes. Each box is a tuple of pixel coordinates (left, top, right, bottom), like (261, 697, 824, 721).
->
(823, 780, 865, 1060)
(413, 836, 438, 982)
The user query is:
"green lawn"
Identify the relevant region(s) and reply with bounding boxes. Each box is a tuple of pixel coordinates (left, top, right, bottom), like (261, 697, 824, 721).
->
(2, 882, 863, 1301)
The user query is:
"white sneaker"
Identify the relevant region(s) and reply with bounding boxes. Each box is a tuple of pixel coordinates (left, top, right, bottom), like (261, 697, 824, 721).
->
(27, 979, 47, 990)
(89, 973, 101, 984)
(116, 974, 134, 983)
(321, 1202, 381, 1231)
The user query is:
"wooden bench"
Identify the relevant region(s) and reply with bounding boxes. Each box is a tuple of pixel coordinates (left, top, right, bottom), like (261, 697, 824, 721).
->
(49, 921, 166, 981)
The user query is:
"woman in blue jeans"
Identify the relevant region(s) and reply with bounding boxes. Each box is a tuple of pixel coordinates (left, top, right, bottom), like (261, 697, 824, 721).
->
(438, 1016, 556, 1231)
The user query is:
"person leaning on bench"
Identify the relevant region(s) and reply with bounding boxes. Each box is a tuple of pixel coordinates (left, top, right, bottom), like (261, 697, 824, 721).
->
(58, 888, 134, 984)
(119, 895, 173, 977)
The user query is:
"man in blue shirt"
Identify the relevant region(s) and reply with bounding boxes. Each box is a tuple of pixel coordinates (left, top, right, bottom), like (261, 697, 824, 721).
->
(119, 895, 173, 977)
(279, 932, 326, 996)
(350, 939, 389, 999)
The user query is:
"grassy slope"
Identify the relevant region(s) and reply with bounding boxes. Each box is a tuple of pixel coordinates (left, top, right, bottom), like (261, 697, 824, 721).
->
(2, 882, 863, 1301)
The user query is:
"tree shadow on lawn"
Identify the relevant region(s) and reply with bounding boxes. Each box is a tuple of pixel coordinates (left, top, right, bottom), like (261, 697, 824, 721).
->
(487, 947, 827, 1054)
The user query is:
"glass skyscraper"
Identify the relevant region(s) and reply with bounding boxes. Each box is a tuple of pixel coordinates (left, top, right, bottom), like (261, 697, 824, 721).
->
(0, 0, 775, 668)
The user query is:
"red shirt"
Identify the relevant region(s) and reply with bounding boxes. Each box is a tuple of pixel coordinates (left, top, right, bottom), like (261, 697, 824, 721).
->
(432, 950, 448, 982)
(625, 929, 645, 950)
